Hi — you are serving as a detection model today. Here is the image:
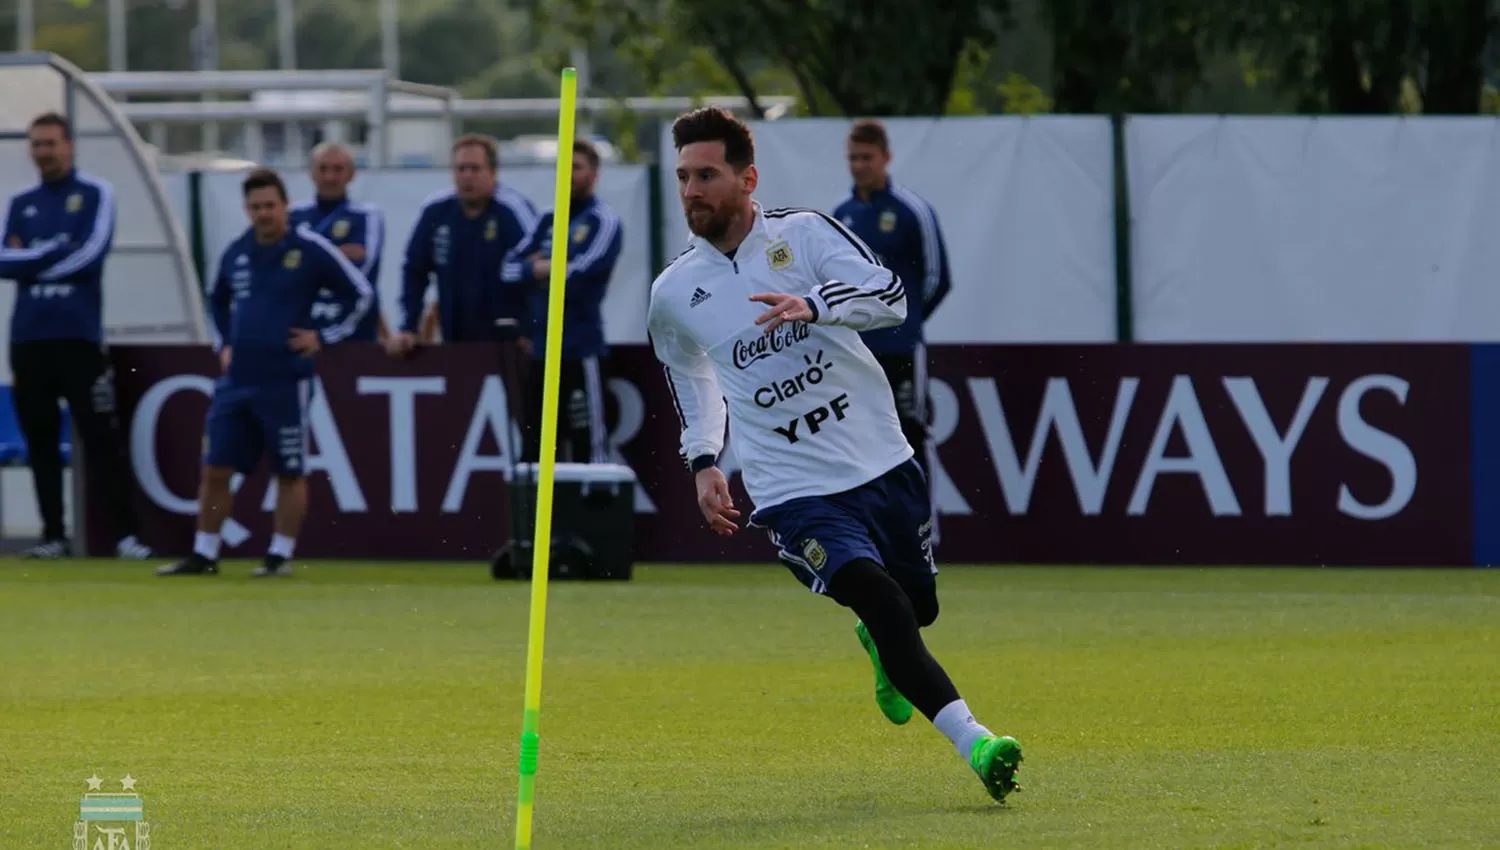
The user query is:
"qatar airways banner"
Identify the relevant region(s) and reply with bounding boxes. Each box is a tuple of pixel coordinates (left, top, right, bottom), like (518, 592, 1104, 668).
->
(85, 343, 1485, 566)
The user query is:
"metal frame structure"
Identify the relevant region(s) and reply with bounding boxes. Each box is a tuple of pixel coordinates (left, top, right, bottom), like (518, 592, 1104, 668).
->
(88, 69, 460, 167)
(86, 69, 795, 167)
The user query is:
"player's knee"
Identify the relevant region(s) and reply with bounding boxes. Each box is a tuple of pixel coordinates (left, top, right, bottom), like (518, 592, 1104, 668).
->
(908, 585, 939, 628)
(828, 559, 919, 633)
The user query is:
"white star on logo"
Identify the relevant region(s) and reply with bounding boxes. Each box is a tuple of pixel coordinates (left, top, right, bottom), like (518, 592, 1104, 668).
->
(85, 775, 103, 791)
(120, 775, 137, 791)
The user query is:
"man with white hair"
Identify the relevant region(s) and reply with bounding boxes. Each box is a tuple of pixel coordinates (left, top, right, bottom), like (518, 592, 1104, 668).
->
(289, 141, 386, 342)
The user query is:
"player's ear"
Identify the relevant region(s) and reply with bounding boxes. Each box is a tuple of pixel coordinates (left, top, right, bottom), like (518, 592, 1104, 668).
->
(742, 163, 758, 194)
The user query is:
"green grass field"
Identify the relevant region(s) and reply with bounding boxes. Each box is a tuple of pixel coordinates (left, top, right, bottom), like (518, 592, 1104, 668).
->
(2, 561, 1498, 849)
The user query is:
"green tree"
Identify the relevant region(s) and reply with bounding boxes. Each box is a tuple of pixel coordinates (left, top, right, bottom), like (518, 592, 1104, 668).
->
(532, 0, 1012, 117)
(1232, 0, 1498, 114)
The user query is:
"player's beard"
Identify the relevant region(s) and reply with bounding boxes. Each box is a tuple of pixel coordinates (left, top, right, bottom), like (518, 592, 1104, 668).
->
(685, 201, 736, 242)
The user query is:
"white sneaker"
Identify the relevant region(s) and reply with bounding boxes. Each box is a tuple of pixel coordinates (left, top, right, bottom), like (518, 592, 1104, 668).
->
(21, 539, 70, 559)
(116, 536, 154, 560)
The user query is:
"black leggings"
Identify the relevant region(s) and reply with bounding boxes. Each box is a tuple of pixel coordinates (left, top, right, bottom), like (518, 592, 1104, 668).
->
(10, 340, 137, 543)
(827, 558, 958, 720)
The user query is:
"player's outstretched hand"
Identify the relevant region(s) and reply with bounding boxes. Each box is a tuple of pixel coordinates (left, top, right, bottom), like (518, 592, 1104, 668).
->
(750, 293, 813, 335)
(695, 467, 741, 536)
(288, 328, 322, 357)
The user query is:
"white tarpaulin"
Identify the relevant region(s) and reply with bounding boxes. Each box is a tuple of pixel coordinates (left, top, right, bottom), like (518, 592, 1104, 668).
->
(199, 165, 654, 343)
(1128, 116, 1500, 341)
(658, 116, 1118, 343)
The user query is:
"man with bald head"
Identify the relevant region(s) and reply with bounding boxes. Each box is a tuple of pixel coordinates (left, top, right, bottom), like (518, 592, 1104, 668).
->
(289, 141, 386, 342)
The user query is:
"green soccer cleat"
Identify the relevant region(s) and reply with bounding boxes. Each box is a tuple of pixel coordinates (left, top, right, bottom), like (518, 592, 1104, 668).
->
(969, 735, 1024, 802)
(854, 620, 913, 725)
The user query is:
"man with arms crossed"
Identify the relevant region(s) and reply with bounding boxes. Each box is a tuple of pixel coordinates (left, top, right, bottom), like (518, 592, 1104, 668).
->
(0, 112, 150, 559)
(647, 108, 1022, 802)
(289, 141, 387, 342)
(157, 168, 372, 577)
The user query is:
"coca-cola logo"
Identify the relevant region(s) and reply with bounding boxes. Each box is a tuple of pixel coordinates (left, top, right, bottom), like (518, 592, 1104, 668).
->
(732, 321, 810, 370)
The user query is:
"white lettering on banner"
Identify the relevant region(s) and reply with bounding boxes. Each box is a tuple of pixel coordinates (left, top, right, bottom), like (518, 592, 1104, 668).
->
(927, 379, 972, 516)
(1225, 376, 1328, 516)
(1336, 375, 1416, 520)
(1128, 375, 1240, 516)
(969, 376, 1138, 515)
(358, 376, 447, 513)
(606, 377, 657, 512)
(441, 375, 521, 513)
(129, 375, 249, 545)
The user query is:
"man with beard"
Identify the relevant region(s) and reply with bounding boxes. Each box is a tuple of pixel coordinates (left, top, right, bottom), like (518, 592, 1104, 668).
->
(645, 107, 1023, 803)
(504, 139, 623, 463)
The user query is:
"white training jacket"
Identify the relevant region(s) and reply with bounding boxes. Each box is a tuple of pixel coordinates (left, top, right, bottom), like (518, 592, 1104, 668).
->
(647, 202, 915, 511)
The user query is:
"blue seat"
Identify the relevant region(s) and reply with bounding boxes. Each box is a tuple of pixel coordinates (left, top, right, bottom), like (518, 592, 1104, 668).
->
(0, 385, 74, 467)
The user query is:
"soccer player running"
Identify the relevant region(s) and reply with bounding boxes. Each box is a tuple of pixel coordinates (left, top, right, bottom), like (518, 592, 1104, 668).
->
(289, 141, 388, 342)
(833, 120, 952, 542)
(647, 108, 1022, 801)
(388, 134, 538, 357)
(156, 169, 372, 578)
(504, 139, 623, 463)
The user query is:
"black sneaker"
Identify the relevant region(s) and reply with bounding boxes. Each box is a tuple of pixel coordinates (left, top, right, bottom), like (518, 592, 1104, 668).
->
(21, 539, 71, 559)
(155, 553, 218, 576)
(250, 555, 293, 578)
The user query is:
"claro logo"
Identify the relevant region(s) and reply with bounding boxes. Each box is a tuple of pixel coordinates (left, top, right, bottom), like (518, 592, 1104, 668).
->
(755, 350, 833, 409)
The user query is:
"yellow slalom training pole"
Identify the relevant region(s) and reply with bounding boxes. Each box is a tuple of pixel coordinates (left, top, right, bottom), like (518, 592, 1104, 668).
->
(514, 65, 577, 850)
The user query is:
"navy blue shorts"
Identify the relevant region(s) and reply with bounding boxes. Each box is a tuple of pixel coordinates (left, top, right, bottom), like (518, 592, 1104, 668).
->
(203, 379, 313, 477)
(750, 458, 937, 595)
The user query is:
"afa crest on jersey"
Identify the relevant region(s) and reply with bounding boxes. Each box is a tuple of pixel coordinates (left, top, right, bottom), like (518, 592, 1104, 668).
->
(802, 538, 827, 568)
(766, 239, 794, 272)
(283, 249, 301, 269)
(572, 223, 590, 244)
(879, 209, 898, 233)
(331, 219, 350, 239)
(66, 193, 83, 214)
(484, 218, 498, 241)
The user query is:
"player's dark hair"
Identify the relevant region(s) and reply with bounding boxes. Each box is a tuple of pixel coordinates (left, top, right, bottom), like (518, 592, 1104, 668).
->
(848, 119, 888, 152)
(453, 132, 499, 170)
(29, 111, 71, 141)
(672, 107, 755, 171)
(573, 138, 601, 170)
(241, 167, 288, 202)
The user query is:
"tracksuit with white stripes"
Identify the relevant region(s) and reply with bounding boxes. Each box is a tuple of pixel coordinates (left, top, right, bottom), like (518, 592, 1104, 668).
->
(503, 193, 624, 464)
(289, 195, 385, 342)
(832, 179, 953, 482)
(0, 169, 141, 548)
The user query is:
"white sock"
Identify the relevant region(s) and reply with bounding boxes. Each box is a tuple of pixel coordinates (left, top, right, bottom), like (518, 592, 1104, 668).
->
(933, 699, 992, 760)
(194, 532, 221, 561)
(269, 533, 296, 560)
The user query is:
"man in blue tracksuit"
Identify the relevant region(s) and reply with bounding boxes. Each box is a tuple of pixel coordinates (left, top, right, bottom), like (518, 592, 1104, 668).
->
(157, 168, 372, 578)
(389, 133, 538, 355)
(289, 141, 386, 342)
(0, 112, 149, 560)
(504, 139, 624, 463)
(833, 119, 953, 490)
